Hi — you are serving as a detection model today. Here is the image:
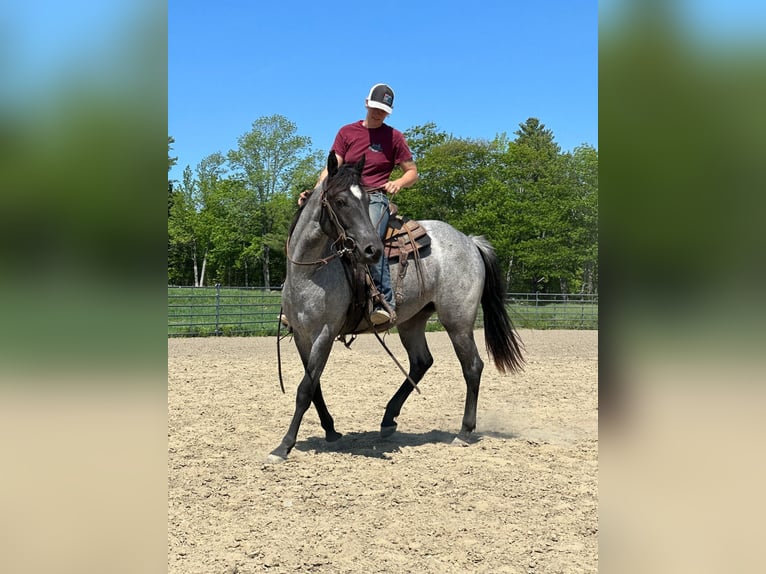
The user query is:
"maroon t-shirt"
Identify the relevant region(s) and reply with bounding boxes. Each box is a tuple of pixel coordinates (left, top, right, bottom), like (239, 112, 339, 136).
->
(331, 121, 413, 189)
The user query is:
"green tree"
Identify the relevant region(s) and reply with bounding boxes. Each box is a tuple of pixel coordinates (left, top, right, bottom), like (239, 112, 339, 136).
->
(168, 136, 177, 173)
(204, 176, 252, 285)
(500, 118, 592, 293)
(168, 165, 198, 284)
(167, 154, 228, 286)
(498, 119, 550, 291)
(447, 135, 521, 285)
(227, 115, 321, 287)
(395, 118, 598, 294)
(193, 153, 229, 286)
(562, 145, 598, 293)
(168, 135, 178, 216)
(167, 117, 597, 293)
(168, 136, 184, 282)
(396, 129, 500, 222)
(403, 122, 450, 160)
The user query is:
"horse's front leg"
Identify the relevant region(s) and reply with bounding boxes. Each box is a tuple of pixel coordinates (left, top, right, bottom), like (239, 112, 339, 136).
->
(266, 332, 334, 464)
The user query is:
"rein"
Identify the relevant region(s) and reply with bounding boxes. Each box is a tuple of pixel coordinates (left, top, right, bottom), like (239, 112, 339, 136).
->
(372, 330, 421, 394)
(285, 235, 357, 267)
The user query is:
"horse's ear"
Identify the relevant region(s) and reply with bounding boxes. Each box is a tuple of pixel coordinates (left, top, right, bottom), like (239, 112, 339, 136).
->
(327, 151, 338, 178)
(354, 154, 365, 173)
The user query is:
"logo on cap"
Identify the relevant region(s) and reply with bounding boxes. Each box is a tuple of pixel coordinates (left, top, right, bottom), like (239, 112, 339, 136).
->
(367, 83, 395, 113)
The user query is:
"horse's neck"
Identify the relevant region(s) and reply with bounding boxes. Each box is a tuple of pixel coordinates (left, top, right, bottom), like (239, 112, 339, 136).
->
(288, 195, 332, 264)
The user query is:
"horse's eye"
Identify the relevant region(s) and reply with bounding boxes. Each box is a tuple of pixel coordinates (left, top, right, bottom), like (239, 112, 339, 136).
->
(336, 198, 347, 208)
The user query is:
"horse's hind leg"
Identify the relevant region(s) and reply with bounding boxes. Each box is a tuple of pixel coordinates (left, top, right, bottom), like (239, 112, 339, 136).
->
(446, 328, 484, 445)
(381, 311, 434, 437)
(312, 383, 342, 442)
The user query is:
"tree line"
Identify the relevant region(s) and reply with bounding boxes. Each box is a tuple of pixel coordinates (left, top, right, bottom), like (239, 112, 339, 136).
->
(168, 115, 597, 293)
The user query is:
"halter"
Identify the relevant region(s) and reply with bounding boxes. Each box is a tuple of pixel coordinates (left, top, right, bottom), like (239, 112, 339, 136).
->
(285, 182, 361, 267)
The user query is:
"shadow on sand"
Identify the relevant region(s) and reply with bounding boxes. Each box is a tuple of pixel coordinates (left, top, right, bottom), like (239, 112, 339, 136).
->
(294, 429, 454, 459)
(293, 427, 519, 459)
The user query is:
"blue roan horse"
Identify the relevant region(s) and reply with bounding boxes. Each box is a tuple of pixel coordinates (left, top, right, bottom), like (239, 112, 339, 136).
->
(268, 152, 524, 463)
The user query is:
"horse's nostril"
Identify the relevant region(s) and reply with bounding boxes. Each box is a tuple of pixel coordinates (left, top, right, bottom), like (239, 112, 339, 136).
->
(365, 244, 381, 261)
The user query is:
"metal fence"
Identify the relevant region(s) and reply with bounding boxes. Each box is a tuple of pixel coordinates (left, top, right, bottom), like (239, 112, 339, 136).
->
(168, 285, 598, 337)
(504, 292, 599, 330)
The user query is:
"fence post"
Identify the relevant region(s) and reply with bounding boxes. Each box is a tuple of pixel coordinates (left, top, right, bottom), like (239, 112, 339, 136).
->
(535, 291, 540, 324)
(215, 283, 221, 336)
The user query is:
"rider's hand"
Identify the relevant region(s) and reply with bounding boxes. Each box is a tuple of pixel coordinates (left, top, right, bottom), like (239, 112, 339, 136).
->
(298, 189, 312, 206)
(383, 180, 403, 195)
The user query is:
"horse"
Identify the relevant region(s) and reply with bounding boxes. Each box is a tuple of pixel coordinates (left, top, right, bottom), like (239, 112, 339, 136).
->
(267, 151, 524, 463)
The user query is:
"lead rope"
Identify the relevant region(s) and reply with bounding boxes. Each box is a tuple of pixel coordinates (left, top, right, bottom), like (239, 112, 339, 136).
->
(278, 313, 420, 395)
(372, 329, 421, 394)
(277, 305, 286, 394)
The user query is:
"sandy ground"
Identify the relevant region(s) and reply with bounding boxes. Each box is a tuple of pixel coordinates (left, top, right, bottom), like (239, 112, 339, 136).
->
(168, 329, 598, 573)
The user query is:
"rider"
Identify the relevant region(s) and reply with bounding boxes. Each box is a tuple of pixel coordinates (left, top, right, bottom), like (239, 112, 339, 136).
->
(300, 83, 419, 325)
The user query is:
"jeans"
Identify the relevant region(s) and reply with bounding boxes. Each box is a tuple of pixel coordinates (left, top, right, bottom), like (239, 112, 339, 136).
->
(367, 192, 394, 309)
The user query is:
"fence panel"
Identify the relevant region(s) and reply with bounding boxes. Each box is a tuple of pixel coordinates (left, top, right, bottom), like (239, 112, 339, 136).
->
(504, 292, 598, 330)
(168, 286, 597, 337)
(168, 285, 284, 337)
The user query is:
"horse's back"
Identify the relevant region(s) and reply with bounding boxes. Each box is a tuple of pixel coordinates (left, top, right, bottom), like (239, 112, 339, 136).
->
(418, 220, 485, 276)
(395, 220, 485, 326)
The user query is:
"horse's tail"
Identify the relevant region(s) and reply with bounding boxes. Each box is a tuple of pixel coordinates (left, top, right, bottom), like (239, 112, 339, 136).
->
(472, 236, 525, 374)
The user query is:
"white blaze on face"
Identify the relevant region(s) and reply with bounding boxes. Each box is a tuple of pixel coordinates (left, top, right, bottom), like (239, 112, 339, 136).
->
(350, 184, 363, 201)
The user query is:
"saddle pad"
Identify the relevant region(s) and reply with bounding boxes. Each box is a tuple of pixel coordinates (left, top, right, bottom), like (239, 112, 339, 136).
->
(384, 216, 430, 262)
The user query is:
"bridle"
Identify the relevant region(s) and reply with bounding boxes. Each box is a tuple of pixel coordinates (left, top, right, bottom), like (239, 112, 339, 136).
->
(285, 182, 361, 267)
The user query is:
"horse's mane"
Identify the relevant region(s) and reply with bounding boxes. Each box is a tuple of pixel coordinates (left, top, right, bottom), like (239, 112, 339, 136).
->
(286, 162, 362, 240)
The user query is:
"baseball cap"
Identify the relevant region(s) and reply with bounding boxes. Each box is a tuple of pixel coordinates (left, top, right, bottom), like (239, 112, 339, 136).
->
(366, 83, 394, 114)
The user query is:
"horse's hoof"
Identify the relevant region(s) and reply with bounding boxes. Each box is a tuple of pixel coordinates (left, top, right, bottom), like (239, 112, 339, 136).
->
(380, 424, 397, 438)
(451, 436, 470, 447)
(326, 431, 342, 442)
(264, 453, 287, 465)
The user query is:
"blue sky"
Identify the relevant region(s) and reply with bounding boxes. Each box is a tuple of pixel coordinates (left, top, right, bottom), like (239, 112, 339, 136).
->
(169, 0, 598, 182)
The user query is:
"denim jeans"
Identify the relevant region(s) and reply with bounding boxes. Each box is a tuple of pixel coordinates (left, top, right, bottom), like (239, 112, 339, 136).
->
(367, 192, 394, 309)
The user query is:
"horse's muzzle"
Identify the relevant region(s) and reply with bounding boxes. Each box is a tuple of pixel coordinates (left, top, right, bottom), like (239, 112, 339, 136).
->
(340, 236, 381, 264)
(361, 241, 382, 264)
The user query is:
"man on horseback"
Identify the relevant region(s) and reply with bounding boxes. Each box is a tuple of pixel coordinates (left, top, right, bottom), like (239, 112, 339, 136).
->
(300, 83, 418, 325)
(271, 132, 524, 464)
